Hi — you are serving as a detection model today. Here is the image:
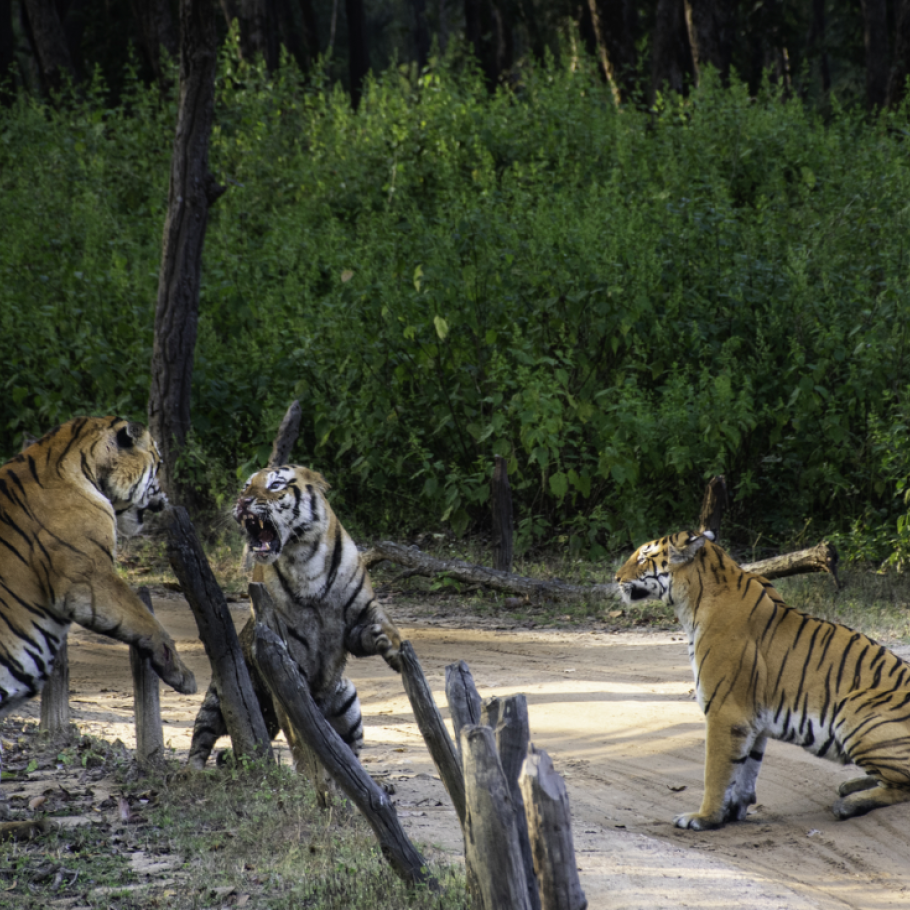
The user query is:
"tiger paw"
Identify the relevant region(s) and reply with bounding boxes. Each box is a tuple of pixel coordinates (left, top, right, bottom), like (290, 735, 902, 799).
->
(368, 625, 401, 671)
(149, 639, 197, 695)
(674, 811, 724, 831)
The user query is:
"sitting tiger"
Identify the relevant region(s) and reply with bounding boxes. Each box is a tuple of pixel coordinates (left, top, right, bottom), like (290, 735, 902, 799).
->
(0, 417, 197, 829)
(615, 530, 910, 829)
(187, 465, 402, 779)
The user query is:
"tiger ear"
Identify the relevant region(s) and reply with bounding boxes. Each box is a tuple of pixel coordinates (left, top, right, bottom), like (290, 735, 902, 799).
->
(668, 532, 710, 565)
(312, 471, 331, 493)
(116, 422, 145, 449)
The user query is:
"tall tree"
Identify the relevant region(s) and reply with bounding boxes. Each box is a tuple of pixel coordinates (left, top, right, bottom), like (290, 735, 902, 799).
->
(587, 0, 637, 104)
(804, 0, 831, 97)
(651, 0, 694, 99)
(239, 0, 277, 70)
(148, 0, 225, 506)
(0, 0, 14, 104)
(22, 0, 76, 92)
(346, 0, 369, 107)
(684, 0, 733, 85)
(860, 0, 889, 109)
(464, 0, 511, 91)
(889, 0, 910, 107)
(130, 0, 179, 86)
(411, 0, 430, 69)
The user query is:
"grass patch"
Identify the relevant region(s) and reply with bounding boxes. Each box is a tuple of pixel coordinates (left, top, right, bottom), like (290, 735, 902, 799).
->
(0, 721, 465, 910)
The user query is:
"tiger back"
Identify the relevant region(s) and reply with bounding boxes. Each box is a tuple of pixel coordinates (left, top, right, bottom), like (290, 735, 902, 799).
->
(187, 465, 402, 777)
(615, 530, 910, 829)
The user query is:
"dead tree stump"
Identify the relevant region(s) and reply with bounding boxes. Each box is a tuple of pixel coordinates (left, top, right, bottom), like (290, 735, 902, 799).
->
(462, 724, 532, 910)
(39, 639, 70, 736)
(491, 455, 514, 573)
(130, 588, 165, 766)
(167, 506, 273, 764)
(520, 745, 587, 910)
(698, 474, 728, 538)
(445, 660, 482, 761)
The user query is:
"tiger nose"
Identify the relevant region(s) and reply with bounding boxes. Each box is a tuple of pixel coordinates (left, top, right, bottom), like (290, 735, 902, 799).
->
(236, 497, 253, 514)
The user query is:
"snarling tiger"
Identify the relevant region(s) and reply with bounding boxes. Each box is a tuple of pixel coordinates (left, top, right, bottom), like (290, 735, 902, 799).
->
(615, 530, 910, 829)
(187, 465, 402, 776)
(0, 417, 197, 823)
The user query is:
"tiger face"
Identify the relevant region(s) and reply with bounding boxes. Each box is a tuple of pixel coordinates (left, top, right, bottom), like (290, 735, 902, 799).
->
(234, 465, 329, 563)
(614, 530, 714, 606)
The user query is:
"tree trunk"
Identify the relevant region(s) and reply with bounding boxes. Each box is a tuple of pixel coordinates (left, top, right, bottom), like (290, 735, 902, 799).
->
(148, 0, 224, 506)
(465, 0, 509, 91)
(697, 474, 728, 539)
(888, 0, 910, 108)
(239, 0, 276, 69)
(683, 0, 733, 85)
(587, 0, 637, 104)
(346, 0, 369, 108)
(804, 0, 830, 96)
(0, 0, 13, 105)
(22, 0, 75, 93)
(297, 0, 319, 66)
(167, 507, 274, 762)
(410, 0, 429, 69)
(861, 0, 889, 109)
(651, 0, 694, 99)
(130, 0, 178, 87)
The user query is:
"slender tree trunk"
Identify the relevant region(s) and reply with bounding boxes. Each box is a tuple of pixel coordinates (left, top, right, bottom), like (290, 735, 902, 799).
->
(148, 0, 225, 506)
(465, 0, 508, 91)
(587, 0, 637, 104)
(0, 0, 14, 104)
(346, 0, 369, 107)
(888, 0, 910, 107)
(240, 0, 278, 69)
(651, 0, 694, 99)
(805, 0, 830, 96)
(575, 0, 598, 61)
(684, 0, 733, 85)
(130, 0, 179, 86)
(861, 0, 889, 109)
(23, 0, 75, 92)
(410, 0, 429, 69)
(219, 0, 239, 30)
(298, 0, 319, 65)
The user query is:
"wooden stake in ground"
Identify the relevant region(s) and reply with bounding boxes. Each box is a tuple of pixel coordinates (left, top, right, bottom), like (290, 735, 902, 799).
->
(249, 583, 437, 890)
(520, 744, 587, 910)
(446, 660, 482, 761)
(39, 639, 70, 736)
(461, 724, 532, 910)
(167, 506, 273, 764)
(698, 474, 728, 538)
(491, 455, 514, 573)
(398, 641, 466, 825)
(130, 587, 165, 767)
(268, 400, 302, 467)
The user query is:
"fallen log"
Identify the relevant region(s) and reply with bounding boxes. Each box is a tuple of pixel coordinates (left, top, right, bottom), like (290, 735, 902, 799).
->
(362, 539, 839, 603)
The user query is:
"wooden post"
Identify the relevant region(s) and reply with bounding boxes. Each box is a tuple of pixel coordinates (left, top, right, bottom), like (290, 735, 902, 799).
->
(249, 584, 437, 890)
(268, 399, 302, 467)
(445, 660, 482, 762)
(698, 474, 728, 539)
(130, 587, 165, 766)
(167, 506, 273, 763)
(398, 641, 466, 826)
(520, 745, 587, 910)
(494, 696, 540, 910)
(491, 455, 514, 573)
(461, 724, 532, 910)
(39, 639, 70, 736)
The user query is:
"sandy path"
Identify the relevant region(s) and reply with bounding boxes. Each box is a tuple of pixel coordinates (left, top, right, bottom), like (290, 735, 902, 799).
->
(13, 595, 910, 910)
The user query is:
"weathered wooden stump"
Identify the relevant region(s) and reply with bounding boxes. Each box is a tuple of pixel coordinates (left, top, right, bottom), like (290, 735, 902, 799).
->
(130, 587, 165, 766)
(491, 454, 514, 573)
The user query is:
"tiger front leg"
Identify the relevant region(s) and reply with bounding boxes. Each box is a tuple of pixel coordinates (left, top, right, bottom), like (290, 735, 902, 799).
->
(675, 717, 761, 831)
(347, 603, 403, 671)
(66, 574, 197, 695)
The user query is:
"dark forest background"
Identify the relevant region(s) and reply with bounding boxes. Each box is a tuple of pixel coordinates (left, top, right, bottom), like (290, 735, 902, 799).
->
(2, 1, 910, 564)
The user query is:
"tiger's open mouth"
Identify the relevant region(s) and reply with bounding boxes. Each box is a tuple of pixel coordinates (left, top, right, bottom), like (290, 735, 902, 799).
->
(237, 509, 281, 559)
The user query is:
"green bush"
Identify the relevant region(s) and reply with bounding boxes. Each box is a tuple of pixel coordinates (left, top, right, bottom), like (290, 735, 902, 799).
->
(2, 52, 910, 557)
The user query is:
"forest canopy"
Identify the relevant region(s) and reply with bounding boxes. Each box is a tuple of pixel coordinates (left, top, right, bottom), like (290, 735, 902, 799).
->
(2, 2, 910, 563)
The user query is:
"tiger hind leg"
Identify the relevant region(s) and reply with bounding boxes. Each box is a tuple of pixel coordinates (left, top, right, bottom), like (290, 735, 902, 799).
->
(833, 784, 910, 820)
(837, 775, 878, 797)
(187, 683, 228, 770)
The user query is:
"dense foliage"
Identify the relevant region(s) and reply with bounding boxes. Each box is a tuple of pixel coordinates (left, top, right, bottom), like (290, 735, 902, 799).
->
(2, 50, 910, 558)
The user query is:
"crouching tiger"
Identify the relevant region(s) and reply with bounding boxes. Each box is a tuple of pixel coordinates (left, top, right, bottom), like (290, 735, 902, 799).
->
(187, 465, 402, 776)
(0, 418, 197, 827)
(615, 530, 910, 829)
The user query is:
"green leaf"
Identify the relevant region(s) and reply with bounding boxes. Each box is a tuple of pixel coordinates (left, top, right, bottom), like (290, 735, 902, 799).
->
(433, 315, 449, 340)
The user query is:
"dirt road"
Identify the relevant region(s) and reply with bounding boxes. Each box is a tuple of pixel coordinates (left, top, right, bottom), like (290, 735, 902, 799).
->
(13, 595, 910, 910)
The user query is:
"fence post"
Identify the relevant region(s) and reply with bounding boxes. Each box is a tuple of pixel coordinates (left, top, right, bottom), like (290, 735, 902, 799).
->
(39, 639, 70, 736)
(130, 587, 165, 766)
(491, 455, 514, 573)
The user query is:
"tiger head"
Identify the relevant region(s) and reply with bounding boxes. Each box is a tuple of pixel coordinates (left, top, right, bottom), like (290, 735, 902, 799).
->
(99, 420, 168, 537)
(234, 465, 330, 564)
(614, 530, 715, 605)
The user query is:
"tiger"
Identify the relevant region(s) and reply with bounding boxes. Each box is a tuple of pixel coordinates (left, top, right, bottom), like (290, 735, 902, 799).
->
(187, 464, 402, 782)
(0, 417, 197, 828)
(614, 529, 910, 829)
